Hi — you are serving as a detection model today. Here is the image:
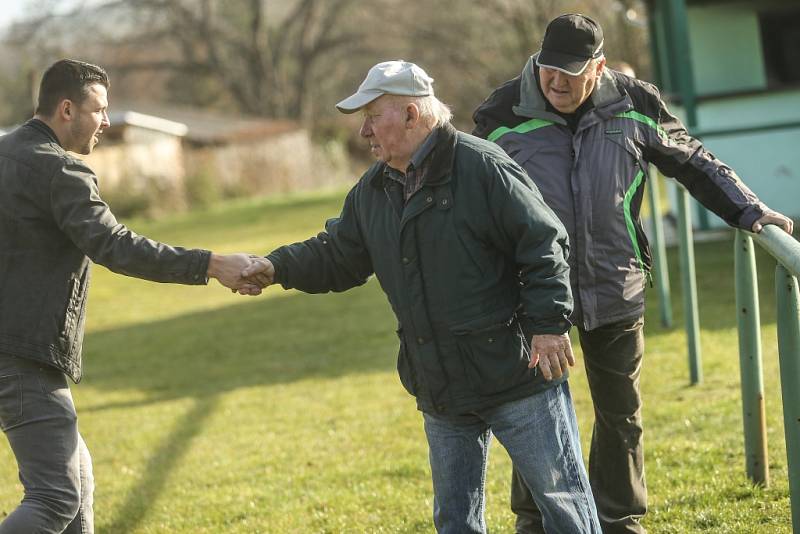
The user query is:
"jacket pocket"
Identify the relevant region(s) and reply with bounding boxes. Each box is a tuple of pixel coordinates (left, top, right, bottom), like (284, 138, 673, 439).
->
(633, 220, 653, 273)
(621, 165, 652, 278)
(452, 316, 530, 396)
(60, 268, 88, 343)
(60, 276, 81, 340)
(0, 374, 22, 430)
(605, 132, 645, 168)
(396, 328, 418, 396)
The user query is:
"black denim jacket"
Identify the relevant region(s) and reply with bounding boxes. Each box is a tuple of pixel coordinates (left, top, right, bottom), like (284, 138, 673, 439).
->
(0, 119, 210, 382)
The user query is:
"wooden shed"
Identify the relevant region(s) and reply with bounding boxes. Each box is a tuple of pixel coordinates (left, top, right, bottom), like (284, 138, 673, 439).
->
(645, 0, 800, 228)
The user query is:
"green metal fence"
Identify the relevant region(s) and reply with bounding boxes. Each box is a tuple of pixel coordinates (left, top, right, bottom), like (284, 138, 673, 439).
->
(734, 225, 800, 530)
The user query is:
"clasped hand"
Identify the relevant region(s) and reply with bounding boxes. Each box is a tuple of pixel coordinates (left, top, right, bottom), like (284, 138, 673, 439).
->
(207, 253, 275, 296)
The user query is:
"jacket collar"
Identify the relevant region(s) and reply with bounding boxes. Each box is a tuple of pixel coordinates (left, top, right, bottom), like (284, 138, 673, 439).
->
(514, 53, 630, 122)
(370, 122, 458, 189)
(26, 118, 63, 146)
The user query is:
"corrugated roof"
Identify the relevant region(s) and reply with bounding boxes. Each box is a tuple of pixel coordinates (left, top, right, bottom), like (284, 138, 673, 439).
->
(108, 111, 188, 136)
(111, 101, 302, 144)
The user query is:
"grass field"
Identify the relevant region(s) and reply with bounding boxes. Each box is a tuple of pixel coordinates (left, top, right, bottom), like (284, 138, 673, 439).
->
(0, 188, 792, 533)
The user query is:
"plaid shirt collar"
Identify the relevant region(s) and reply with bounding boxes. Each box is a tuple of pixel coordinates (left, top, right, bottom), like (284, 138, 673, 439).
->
(384, 128, 438, 201)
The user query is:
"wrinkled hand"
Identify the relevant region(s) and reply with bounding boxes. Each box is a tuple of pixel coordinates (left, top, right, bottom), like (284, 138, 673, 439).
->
(752, 210, 793, 234)
(207, 253, 264, 295)
(529, 333, 575, 381)
(238, 256, 275, 295)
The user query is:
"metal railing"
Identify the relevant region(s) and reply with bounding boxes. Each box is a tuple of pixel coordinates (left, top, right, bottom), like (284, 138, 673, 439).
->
(735, 225, 800, 530)
(647, 167, 672, 329)
(637, 168, 796, 525)
(676, 187, 702, 384)
(649, 178, 702, 383)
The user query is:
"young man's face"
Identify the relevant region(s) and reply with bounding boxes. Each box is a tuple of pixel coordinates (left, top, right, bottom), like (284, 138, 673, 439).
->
(538, 58, 606, 114)
(68, 83, 110, 155)
(359, 96, 412, 170)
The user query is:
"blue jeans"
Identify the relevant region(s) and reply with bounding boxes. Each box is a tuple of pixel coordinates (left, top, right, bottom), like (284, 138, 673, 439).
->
(0, 355, 94, 534)
(423, 382, 600, 533)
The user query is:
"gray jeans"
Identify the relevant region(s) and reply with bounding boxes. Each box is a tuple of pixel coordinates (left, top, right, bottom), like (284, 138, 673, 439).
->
(0, 355, 94, 534)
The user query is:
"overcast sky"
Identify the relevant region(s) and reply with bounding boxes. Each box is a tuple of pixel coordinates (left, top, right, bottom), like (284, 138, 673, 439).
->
(1, 2, 27, 28)
(1, 1, 98, 30)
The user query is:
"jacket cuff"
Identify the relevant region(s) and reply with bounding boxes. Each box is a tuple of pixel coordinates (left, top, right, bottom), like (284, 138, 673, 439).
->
(193, 250, 212, 285)
(520, 314, 572, 337)
(265, 251, 287, 287)
(737, 204, 766, 232)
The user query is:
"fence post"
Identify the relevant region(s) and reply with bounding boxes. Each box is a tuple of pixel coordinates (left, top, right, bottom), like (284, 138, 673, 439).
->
(734, 231, 769, 485)
(648, 167, 672, 328)
(775, 264, 800, 531)
(677, 186, 702, 384)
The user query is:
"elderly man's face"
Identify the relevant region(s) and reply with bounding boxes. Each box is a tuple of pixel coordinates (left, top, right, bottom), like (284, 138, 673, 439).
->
(359, 96, 410, 170)
(539, 58, 606, 114)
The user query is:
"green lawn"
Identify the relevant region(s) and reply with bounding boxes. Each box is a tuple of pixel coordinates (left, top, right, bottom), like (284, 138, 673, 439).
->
(0, 188, 792, 532)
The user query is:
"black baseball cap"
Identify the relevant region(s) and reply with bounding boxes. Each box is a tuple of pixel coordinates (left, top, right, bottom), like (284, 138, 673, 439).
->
(536, 14, 604, 76)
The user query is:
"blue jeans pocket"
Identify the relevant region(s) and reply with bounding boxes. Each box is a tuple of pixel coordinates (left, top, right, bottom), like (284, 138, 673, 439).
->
(0, 374, 23, 430)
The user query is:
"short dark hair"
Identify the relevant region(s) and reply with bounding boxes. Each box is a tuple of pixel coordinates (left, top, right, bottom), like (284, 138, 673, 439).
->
(35, 59, 109, 117)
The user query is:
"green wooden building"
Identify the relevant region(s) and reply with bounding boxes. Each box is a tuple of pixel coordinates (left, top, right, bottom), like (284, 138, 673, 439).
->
(645, 0, 800, 228)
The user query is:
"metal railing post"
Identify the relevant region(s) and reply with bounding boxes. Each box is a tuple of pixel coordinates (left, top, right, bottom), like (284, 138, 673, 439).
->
(677, 186, 702, 384)
(648, 167, 673, 328)
(734, 230, 769, 485)
(775, 264, 800, 531)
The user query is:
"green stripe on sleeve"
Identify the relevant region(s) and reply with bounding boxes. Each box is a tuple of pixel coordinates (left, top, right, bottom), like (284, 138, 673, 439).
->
(616, 111, 668, 141)
(623, 169, 647, 272)
(488, 118, 554, 143)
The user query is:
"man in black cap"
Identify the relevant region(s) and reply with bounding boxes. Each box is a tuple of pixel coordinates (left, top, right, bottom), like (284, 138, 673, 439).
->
(473, 12, 793, 534)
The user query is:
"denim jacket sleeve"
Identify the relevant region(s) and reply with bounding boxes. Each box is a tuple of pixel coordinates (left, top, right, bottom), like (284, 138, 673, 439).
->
(49, 156, 211, 284)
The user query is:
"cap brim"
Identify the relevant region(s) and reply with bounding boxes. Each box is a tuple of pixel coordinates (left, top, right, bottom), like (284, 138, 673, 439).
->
(335, 90, 383, 114)
(536, 50, 592, 76)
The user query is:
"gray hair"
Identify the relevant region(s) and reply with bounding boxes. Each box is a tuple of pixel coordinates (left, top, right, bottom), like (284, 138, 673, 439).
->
(382, 94, 453, 128)
(413, 95, 453, 127)
(591, 55, 606, 73)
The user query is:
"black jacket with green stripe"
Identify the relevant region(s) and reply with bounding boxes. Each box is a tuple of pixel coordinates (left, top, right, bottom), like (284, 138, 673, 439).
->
(473, 55, 767, 331)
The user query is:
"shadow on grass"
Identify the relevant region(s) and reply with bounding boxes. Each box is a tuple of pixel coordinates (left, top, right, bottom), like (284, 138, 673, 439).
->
(82, 237, 790, 530)
(102, 394, 220, 532)
(82, 281, 397, 405)
(82, 281, 396, 532)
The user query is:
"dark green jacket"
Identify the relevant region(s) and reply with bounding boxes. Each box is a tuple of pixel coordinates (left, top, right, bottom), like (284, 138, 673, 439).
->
(267, 123, 572, 414)
(0, 119, 210, 382)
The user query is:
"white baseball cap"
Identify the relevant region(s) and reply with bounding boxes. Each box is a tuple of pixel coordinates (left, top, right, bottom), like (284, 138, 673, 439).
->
(336, 60, 434, 114)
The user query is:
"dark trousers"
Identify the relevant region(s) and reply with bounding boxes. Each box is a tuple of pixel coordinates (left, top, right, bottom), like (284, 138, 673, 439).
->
(511, 318, 646, 534)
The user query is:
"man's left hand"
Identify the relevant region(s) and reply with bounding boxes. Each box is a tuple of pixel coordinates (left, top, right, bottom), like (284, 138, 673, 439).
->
(752, 210, 793, 234)
(529, 333, 575, 381)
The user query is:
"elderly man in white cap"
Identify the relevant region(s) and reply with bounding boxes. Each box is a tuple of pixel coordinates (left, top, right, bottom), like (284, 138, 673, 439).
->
(241, 60, 600, 533)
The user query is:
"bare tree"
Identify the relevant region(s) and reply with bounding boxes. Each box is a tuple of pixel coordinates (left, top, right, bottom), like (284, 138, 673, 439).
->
(6, 0, 369, 119)
(110, 0, 371, 119)
(2, 0, 650, 127)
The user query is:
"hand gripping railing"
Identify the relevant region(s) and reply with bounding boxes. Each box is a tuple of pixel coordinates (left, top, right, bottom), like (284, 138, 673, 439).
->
(735, 224, 800, 530)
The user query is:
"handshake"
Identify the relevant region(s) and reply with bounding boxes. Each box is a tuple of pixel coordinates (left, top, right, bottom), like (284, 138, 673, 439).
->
(206, 253, 275, 296)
